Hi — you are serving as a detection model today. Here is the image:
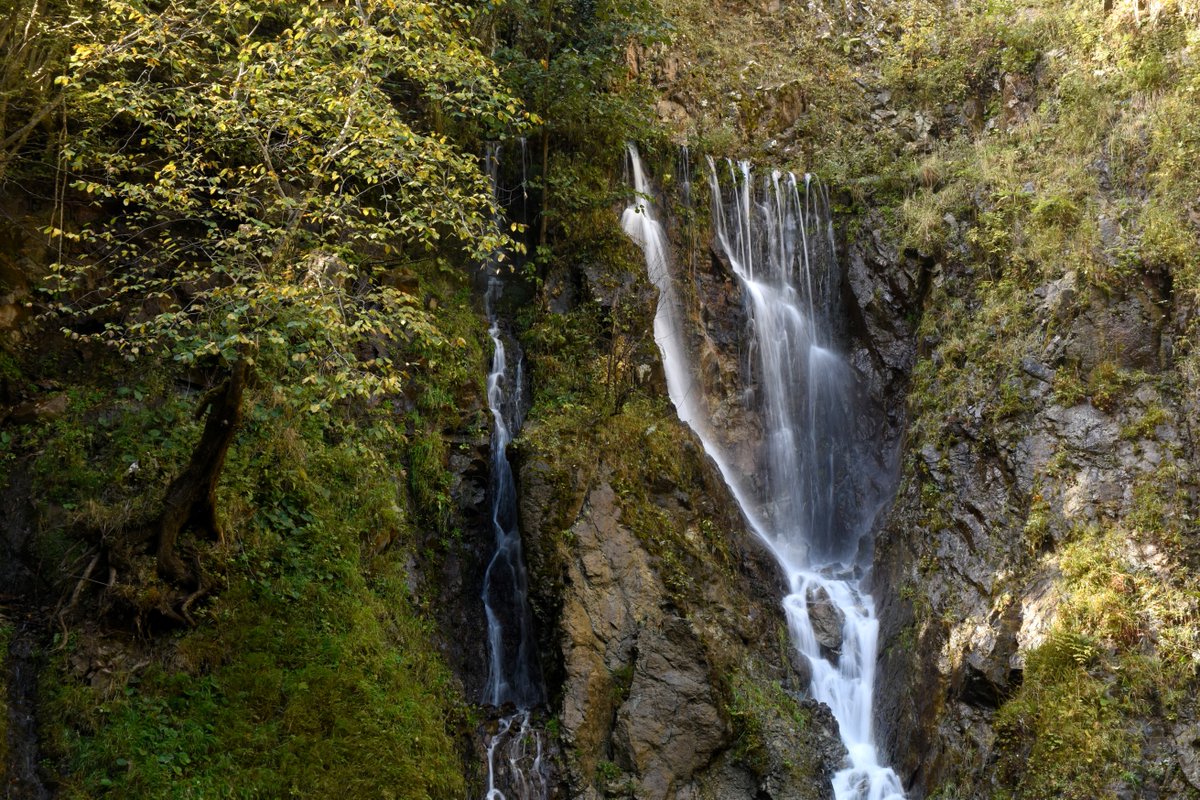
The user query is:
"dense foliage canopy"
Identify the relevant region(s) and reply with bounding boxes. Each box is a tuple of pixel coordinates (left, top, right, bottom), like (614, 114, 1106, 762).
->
(37, 0, 530, 408)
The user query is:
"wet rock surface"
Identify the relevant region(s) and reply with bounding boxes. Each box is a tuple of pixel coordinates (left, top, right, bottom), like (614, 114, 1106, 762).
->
(424, 423, 494, 705)
(4, 623, 52, 800)
(805, 585, 845, 660)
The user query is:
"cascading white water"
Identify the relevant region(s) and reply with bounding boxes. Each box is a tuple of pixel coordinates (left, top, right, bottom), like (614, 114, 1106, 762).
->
(622, 144, 905, 800)
(621, 146, 710, 441)
(481, 273, 542, 710)
(483, 709, 547, 800)
(479, 144, 548, 800)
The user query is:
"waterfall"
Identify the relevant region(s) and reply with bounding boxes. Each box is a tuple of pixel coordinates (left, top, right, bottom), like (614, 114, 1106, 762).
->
(620, 147, 710, 441)
(622, 144, 905, 800)
(481, 271, 542, 710)
(484, 709, 548, 800)
(479, 143, 548, 800)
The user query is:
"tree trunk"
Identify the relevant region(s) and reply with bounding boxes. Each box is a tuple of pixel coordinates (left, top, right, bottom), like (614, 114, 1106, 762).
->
(539, 131, 550, 247)
(155, 359, 248, 585)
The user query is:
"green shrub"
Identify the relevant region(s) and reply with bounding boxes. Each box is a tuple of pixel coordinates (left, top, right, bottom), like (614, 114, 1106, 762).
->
(42, 406, 469, 799)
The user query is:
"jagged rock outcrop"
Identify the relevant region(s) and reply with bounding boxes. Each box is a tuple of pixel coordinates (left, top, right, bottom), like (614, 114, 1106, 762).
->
(872, 256, 1200, 797)
(691, 244, 763, 481)
(518, 428, 844, 800)
(805, 586, 845, 660)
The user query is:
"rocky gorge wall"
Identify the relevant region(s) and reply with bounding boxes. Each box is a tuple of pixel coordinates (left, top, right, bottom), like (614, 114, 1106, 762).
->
(501, 238, 848, 798)
(476, 143, 931, 799)
(639, 150, 1200, 800)
(872, 255, 1200, 798)
(622, 0, 1200, 797)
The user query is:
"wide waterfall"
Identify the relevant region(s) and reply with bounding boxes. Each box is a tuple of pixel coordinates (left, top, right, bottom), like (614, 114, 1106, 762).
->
(479, 144, 549, 800)
(623, 144, 905, 800)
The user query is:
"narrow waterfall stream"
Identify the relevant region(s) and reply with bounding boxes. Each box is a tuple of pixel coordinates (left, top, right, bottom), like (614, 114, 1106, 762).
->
(481, 273, 542, 713)
(479, 144, 549, 800)
(622, 145, 905, 800)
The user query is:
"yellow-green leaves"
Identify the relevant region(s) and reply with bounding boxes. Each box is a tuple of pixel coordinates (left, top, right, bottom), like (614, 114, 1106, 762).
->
(49, 0, 531, 408)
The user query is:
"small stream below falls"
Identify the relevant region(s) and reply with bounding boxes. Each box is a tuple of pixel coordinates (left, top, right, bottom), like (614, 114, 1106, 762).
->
(623, 145, 905, 800)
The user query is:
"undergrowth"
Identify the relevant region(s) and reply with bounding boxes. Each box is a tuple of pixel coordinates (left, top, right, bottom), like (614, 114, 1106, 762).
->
(992, 519, 1200, 799)
(1, 271, 486, 799)
(724, 665, 813, 781)
(31, 396, 471, 798)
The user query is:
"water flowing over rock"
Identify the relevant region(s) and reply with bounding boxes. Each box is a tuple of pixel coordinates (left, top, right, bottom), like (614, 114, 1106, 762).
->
(623, 144, 905, 800)
(481, 271, 543, 711)
(806, 585, 845, 660)
(483, 710, 550, 800)
(478, 144, 549, 800)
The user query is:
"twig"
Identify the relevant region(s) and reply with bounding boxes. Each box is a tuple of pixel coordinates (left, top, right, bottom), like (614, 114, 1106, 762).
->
(63, 550, 100, 616)
(180, 584, 208, 627)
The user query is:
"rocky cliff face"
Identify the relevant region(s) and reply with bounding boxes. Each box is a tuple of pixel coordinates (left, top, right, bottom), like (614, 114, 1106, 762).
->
(626, 0, 1200, 795)
(872, 258, 1200, 798)
(594, 140, 1199, 800)
(508, 243, 847, 798)
(519, 439, 846, 800)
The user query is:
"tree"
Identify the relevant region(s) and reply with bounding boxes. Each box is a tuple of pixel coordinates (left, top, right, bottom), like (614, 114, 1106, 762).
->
(0, 0, 68, 184)
(489, 0, 662, 249)
(42, 0, 529, 600)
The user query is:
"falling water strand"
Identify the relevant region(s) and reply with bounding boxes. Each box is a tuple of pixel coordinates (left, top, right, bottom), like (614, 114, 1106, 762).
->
(677, 145, 699, 282)
(620, 145, 711, 442)
(678, 144, 693, 209)
(481, 276, 542, 710)
(484, 710, 548, 800)
(518, 136, 529, 223)
(479, 143, 548, 800)
(622, 144, 904, 800)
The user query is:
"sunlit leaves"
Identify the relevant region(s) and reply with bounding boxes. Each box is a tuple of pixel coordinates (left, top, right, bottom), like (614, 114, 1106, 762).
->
(48, 0, 531, 407)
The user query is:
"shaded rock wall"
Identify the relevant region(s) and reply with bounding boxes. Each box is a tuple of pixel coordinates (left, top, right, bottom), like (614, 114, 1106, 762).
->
(519, 440, 845, 800)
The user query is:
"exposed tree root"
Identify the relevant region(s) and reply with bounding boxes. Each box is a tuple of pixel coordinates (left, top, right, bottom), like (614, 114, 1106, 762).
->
(180, 582, 209, 627)
(65, 551, 101, 614)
